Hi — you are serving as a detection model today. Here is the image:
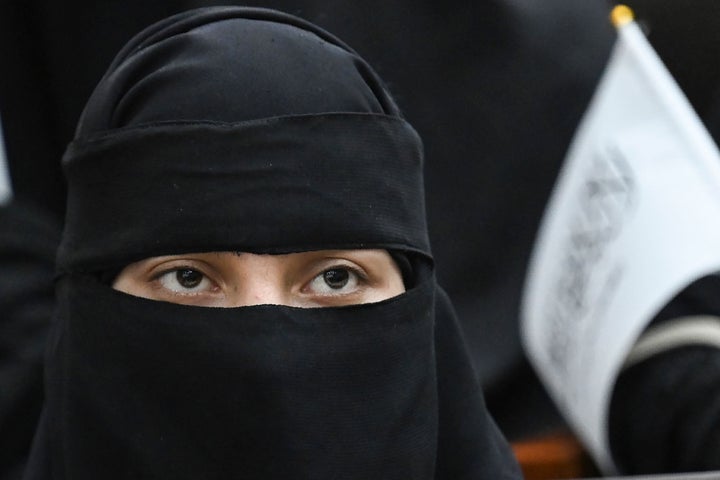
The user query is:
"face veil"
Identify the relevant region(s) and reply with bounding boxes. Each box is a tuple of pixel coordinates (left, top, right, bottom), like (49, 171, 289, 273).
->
(24, 7, 521, 480)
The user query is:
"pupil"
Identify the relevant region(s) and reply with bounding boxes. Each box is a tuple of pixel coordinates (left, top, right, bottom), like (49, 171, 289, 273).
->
(323, 269, 349, 289)
(176, 269, 202, 288)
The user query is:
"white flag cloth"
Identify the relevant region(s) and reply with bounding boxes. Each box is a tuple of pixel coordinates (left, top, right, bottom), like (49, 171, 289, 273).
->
(0, 115, 12, 204)
(521, 19, 720, 473)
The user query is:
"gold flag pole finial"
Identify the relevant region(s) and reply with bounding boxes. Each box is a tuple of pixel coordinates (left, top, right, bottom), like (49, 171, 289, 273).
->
(610, 5, 635, 28)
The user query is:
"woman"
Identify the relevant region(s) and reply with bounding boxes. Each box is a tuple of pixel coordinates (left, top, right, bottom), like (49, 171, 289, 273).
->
(24, 7, 521, 479)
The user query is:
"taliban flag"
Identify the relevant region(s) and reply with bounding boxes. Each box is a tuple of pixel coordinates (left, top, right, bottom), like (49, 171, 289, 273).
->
(521, 5, 720, 473)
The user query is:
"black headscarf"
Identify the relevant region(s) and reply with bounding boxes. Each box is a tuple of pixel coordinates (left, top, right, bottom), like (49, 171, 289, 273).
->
(24, 7, 521, 480)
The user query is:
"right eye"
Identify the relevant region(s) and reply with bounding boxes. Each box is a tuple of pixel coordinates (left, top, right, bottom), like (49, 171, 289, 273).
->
(157, 267, 214, 294)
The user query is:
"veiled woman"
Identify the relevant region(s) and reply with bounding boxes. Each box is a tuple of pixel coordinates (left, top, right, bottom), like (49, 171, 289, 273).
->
(24, 7, 522, 480)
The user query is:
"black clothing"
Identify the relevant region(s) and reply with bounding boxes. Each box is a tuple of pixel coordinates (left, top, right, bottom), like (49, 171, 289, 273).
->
(610, 345, 720, 474)
(24, 7, 521, 480)
(0, 202, 59, 480)
(609, 276, 720, 474)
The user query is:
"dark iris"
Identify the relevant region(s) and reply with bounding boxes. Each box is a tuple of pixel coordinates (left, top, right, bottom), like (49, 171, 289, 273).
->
(176, 269, 203, 288)
(323, 269, 350, 289)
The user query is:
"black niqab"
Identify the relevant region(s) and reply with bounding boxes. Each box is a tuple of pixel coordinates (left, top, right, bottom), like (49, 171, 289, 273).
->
(24, 7, 521, 480)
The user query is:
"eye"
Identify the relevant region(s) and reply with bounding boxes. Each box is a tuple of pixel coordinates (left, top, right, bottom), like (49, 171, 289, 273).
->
(157, 267, 214, 294)
(307, 267, 361, 295)
(323, 269, 350, 289)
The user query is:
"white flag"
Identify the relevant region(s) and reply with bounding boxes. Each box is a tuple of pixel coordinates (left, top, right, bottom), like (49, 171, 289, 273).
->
(0, 115, 12, 204)
(521, 11, 720, 473)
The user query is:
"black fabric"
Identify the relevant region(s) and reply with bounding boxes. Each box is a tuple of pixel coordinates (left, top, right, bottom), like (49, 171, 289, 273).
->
(609, 345, 720, 474)
(48, 274, 438, 479)
(389, 251, 414, 288)
(608, 276, 720, 474)
(59, 116, 428, 273)
(25, 6, 520, 479)
(74, 6, 399, 135)
(0, 202, 60, 480)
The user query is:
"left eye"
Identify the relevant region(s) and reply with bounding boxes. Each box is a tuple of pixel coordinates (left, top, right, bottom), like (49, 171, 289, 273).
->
(158, 268, 213, 293)
(323, 269, 350, 289)
(307, 267, 359, 294)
